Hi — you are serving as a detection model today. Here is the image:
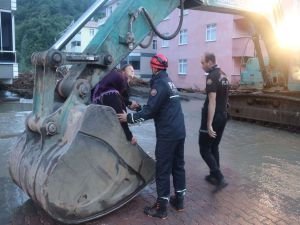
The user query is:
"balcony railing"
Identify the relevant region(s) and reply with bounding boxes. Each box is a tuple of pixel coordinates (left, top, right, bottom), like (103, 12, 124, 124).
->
(232, 36, 254, 57)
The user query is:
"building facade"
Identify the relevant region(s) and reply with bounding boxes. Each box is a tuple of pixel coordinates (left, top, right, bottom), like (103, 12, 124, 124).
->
(0, 0, 18, 84)
(65, 20, 101, 53)
(157, 9, 258, 90)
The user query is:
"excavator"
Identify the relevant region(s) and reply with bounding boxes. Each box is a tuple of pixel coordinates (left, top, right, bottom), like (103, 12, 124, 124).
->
(8, 0, 300, 223)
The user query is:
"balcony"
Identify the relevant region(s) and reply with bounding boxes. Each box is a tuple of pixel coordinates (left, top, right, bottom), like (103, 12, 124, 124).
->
(232, 36, 254, 57)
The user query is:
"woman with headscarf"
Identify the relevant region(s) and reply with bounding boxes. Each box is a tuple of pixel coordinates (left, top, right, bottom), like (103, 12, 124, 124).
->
(92, 69, 137, 144)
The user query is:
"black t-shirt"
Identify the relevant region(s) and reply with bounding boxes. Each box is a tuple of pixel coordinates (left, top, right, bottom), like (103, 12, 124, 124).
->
(203, 66, 230, 113)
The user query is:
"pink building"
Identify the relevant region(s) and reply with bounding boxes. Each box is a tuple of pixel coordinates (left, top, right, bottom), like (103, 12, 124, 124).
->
(157, 9, 257, 90)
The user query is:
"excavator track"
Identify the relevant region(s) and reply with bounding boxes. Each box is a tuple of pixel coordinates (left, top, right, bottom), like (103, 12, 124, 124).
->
(229, 91, 300, 130)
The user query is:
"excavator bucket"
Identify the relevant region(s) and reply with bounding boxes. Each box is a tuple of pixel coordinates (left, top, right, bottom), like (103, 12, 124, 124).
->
(9, 104, 155, 224)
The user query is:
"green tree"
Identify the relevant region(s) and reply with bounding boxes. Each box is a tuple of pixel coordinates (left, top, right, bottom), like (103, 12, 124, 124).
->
(15, 0, 94, 72)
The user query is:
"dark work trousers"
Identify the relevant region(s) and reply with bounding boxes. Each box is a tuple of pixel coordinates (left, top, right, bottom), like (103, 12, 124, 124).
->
(199, 110, 227, 180)
(155, 138, 186, 198)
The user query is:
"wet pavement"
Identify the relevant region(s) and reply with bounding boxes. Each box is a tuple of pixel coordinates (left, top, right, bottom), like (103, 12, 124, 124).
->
(0, 99, 299, 225)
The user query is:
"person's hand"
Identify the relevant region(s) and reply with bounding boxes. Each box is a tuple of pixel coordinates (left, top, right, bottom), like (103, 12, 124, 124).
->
(207, 124, 216, 138)
(131, 136, 137, 145)
(117, 111, 127, 122)
(128, 101, 140, 110)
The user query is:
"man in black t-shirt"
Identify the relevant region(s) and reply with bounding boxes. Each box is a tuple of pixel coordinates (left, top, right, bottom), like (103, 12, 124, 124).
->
(199, 52, 229, 193)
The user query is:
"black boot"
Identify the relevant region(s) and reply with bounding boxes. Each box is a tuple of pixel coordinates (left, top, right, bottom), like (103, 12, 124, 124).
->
(170, 191, 185, 211)
(205, 174, 218, 185)
(144, 198, 168, 219)
(212, 178, 228, 193)
(211, 170, 228, 193)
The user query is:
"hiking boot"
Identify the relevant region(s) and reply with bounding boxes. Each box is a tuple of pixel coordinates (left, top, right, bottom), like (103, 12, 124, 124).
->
(170, 193, 184, 211)
(144, 198, 168, 219)
(205, 174, 218, 185)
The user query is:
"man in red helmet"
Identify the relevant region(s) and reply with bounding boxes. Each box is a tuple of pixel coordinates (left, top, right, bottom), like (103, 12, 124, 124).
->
(118, 53, 186, 219)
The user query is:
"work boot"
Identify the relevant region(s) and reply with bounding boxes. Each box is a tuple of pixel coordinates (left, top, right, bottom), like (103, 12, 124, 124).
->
(212, 178, 228, 193)
(170, 191, 185, 211)
(144, 198, 168, 219)
(205, 174, 218, 185)
(211, 170, 228, 193)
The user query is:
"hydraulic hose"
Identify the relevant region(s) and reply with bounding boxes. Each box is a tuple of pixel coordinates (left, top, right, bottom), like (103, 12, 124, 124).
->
(139, 31, 154, 48)
(141, 0, 185, 40)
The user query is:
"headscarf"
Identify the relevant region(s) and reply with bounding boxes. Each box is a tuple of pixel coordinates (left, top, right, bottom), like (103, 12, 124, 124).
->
(92, 69, 127, 103)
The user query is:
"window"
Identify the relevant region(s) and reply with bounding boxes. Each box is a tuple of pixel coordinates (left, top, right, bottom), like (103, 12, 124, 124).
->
(128, 56, 140, 70)
(152, 40, 157, 50)
(179, 29, 188, 45)
(0, 11, 16, 62)
(106, 6, 113, 17)
(89, 28, 95, 37)
(206, 23, 216, 42)
(178, 59, 187, 75)
(0, 12, 13, 51)
(161, 33, 169, 48)
(71, 41, 81, 48)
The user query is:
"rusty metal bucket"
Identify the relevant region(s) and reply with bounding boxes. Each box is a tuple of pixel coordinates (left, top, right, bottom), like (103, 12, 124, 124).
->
(9, 104, 155, 224)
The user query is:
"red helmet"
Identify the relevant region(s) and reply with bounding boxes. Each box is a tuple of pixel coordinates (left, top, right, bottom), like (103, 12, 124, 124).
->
(150, 53, 168, 69)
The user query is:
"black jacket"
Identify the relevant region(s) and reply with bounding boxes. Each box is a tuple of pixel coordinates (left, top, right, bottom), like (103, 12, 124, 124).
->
(203, 65, 230, 113)
(127, 70, 186, 141)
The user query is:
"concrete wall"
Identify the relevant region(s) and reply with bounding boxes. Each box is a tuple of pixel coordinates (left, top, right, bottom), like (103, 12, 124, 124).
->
(0, 64, 13, 79)
(128, 47, 156, 79)
(138, 54, 154, 79)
